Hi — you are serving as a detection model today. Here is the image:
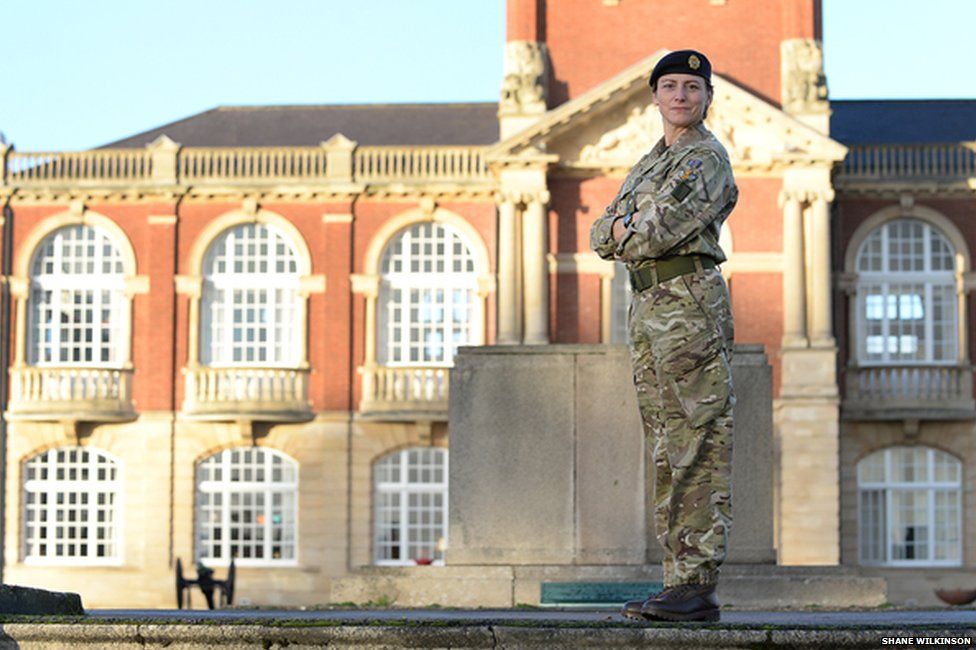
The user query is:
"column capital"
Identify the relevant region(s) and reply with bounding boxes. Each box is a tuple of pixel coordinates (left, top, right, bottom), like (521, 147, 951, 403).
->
(835, 272, 858, 295)
(174, 275, 202, 298)
(350, 273, 380, 299)
(810, 188, 836, 204)
(527, 189, 550, 206)
(777, 188, 804, 208)
(779, 186, 835, 207)
(494, 191, 521, 206)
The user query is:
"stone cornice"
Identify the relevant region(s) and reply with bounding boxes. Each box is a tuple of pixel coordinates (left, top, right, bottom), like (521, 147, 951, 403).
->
(835, 180, 976, 199)
(4, 181, 502, 204)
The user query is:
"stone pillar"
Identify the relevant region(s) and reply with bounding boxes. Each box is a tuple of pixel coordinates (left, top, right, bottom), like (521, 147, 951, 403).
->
(776, 172, 841, 565)
(780, 38, 830, 135)
(498, 40, 549, 140)
(322, 133, 357, 182)
(809, 190, 835, 347)
(448, 344, 775, 566)
(0, 143, 11, 186)
(496, 194, 520, 344)
(146, 135, 180, 185)
(780, 190, 807, 348)
(9, 278, 28, 367)
(522, 191, 549, 344)
(351, 274, 380, 405)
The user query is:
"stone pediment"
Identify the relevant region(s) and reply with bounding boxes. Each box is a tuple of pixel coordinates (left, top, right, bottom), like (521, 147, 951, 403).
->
(489, 50, 847, 173)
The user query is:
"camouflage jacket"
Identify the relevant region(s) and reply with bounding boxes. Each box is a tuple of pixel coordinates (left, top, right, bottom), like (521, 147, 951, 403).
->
(589, 122, 737, 265)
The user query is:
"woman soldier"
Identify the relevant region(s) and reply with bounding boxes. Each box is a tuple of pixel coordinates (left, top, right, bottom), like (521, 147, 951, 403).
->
(590, 49, 738, 623)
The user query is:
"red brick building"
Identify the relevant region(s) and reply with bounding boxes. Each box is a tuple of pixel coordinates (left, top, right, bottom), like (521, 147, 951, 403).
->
(1, 0, 974, 606)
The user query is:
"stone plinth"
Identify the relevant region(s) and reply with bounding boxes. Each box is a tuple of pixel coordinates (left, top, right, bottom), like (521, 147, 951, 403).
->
(447, 344, 775, 566)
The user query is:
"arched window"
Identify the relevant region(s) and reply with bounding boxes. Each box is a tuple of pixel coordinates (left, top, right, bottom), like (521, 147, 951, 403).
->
(858, 446, 961, 566)
(195, 447, 298, 565)
(23, 446, 121, 564)
(377, 223, 481, 366)
(200, 224, 301, 366)
(855, 219, 957, 364)
(373, 447, 448, 565)
(28, 225, 127, 366)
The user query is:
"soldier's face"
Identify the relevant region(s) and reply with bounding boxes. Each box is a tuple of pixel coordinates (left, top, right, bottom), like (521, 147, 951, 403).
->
(653, 74, 711, 130)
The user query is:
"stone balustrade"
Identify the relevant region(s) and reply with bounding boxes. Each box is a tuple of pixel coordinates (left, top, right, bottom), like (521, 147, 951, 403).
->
(179, 147, 329, 182)
(5, 150, 153, 186)
(844, 364, 976, 419)
(7, 366, 134, 421)
(182, 366, 311, 420)
(354, 147, 490, 182)
(359, 365, 449, 419)
(839, 143, 976, 181)
(1, 143, 490, 187)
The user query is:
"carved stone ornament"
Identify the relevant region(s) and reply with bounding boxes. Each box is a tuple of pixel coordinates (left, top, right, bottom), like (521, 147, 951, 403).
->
(580, 102, 663, 164)
(781, 38, 829, 114)
(500, 41, 549, 115)
(566, 87, 821, 170)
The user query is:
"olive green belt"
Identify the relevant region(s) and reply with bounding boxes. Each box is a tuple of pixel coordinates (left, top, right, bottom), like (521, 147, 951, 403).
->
(629, 255, 717, 292)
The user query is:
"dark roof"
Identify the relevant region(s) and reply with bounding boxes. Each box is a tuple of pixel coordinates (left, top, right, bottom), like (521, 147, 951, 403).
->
(101, 103, 500, 148)
(830, 100, 976, 145)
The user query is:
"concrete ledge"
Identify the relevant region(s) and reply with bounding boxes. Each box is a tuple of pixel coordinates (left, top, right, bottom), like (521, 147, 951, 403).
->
(0, 620, 974, 649)
(0, 584, 84, 615)
(331, 564, 887, 609)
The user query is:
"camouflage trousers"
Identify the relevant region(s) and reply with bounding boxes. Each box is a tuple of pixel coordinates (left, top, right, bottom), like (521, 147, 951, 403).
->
(628, 266, 735, 588)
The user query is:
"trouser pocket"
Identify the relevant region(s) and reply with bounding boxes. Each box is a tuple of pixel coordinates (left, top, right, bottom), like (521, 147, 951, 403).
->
(660, 326, 732, 429)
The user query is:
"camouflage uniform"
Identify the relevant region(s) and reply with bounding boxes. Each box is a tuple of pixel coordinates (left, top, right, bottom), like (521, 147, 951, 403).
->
(590, 121, 738, 588)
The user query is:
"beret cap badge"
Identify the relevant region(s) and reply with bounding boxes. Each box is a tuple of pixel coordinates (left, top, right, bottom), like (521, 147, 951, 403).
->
(648, 49, 712, 88)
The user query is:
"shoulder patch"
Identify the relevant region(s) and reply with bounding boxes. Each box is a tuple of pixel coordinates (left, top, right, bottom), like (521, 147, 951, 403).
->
(670, 182, 692, 201)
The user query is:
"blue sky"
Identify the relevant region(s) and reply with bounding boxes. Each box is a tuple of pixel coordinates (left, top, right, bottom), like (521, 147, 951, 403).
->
(1, 0, 974, 151)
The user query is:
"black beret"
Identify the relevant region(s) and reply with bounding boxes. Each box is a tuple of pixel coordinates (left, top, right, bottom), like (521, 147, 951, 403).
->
(649, 50, 712, 89)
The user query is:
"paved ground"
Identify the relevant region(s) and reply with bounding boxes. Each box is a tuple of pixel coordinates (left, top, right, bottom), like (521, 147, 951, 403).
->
(0, 608, 972, 648)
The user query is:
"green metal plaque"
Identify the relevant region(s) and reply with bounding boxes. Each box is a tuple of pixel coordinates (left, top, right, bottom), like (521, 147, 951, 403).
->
(539, 581, 664, 607)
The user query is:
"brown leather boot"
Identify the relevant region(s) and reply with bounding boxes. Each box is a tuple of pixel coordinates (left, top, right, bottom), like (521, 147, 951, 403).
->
(640, 583, 720, 622)
(620, 590, 666, 621)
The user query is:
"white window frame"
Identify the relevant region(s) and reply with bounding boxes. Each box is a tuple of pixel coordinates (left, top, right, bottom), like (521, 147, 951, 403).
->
(854, 219, 957, 366)
(195, 447, 299, 567)
(377, 223, 482, 367)
(22, 446, 123, 566)
(857, 446, 962, 567)
(200, 224, 302, 368)
(373, 447, 448, 566)
(27, 225, 128, 368)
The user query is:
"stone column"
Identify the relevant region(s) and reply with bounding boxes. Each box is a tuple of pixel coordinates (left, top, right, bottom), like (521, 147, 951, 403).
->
(809, 189, 835, 348)
(776, 183, 841, 566)
(496, 194, 520, 344)
(9, 278, 28, 367)
(351, 275, 380, 405)
(780, 190, 808, 348)
(522, 191, 550, 344)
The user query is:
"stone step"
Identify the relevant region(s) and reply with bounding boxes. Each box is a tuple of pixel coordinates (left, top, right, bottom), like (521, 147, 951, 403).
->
(0, 584, 84, 615)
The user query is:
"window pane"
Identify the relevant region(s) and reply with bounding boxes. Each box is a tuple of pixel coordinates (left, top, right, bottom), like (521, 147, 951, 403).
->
(857, 447, 961, 566)
(890, 489, 928, 561)
(201, 225, 301, 366)
(858, 489, 885, 564)
(373, 448, 448, 564)
(28, 226, 126, 367)
(195, 447, 298, 564)
(23, 447, 120, 562)
(855, 220, 957, 365)
(378, 224, 479, 366)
